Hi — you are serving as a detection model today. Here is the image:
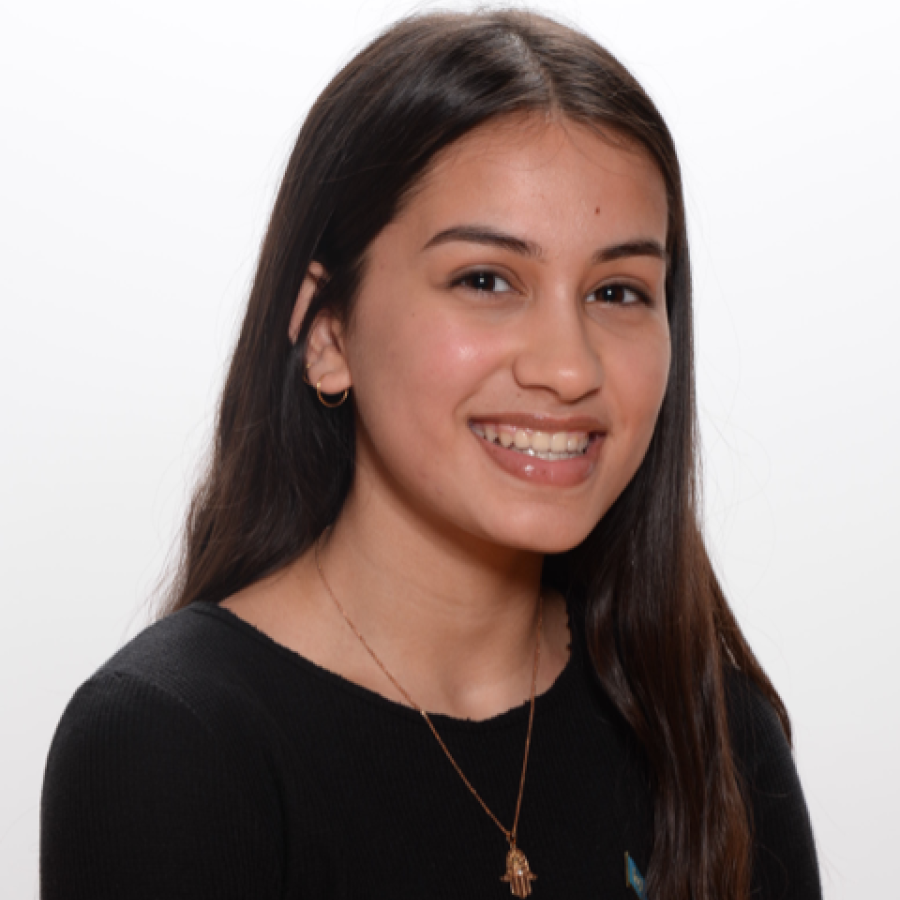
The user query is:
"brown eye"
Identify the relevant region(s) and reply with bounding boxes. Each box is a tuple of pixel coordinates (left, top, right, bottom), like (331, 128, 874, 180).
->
(455, 271, 513, 293)
(589, 284, 645, 305)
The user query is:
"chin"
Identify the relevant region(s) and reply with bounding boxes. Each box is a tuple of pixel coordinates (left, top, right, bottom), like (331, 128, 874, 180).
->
(479, 513, 600, 556)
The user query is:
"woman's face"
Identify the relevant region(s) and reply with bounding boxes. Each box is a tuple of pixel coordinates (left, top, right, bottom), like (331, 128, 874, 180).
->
(338, 115, 671, 553)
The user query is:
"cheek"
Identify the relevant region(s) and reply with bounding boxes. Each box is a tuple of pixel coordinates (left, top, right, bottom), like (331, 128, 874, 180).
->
(349, 298, 493, 458)
(607, 327, 671, 452)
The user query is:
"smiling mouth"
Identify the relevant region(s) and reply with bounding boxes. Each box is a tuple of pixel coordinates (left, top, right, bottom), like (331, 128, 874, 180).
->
(469, 422, 594, 461)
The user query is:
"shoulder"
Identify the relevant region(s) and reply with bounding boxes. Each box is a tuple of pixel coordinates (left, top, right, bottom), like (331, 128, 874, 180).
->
(93, 601, 261, 695)
(47, 600, 312, 778)
(75, 600, 299, 728)
(725, 667, 791, 777)
(44, 601, 286, 801)
(41, 604, 285, 899)
(43, 600, 296, 825)
(725, 668, 823, 899)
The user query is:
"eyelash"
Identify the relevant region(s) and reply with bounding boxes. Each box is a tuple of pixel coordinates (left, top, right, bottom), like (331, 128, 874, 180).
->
(452, 271, 514, 294)
(587, 284, 651, 306)
(451, 270, 651, 306)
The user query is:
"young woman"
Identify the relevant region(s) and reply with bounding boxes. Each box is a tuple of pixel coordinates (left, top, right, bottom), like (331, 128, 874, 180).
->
(40, 10, 821, 900)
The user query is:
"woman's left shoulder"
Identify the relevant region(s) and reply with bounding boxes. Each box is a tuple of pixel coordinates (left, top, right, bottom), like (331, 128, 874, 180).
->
(725, 668, 823, 899)
(725, 667, 792, 775)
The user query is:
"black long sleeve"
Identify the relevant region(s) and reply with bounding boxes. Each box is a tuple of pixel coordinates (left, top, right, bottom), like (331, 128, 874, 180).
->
(729, 673, 822, 899)
(41, 602, 821, 899)
(41, 673, 283, 899)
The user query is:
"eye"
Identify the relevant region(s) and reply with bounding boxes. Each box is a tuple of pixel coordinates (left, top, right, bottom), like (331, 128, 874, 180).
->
(453, 270, 514, 294)
(588, 283, 648, 306)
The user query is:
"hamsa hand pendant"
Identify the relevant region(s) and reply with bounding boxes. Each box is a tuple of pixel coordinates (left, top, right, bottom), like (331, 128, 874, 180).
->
(501, 845, 537, 898)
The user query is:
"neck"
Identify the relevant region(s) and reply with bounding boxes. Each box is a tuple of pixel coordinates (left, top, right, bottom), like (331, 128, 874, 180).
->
(310, 484, 559, 720)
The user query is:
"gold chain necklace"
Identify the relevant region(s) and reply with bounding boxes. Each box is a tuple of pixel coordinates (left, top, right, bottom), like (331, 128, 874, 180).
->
(314, 537, 542, 898)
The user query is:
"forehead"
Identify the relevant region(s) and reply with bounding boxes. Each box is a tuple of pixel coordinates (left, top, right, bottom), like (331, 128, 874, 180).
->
(393, 114, 669, 251)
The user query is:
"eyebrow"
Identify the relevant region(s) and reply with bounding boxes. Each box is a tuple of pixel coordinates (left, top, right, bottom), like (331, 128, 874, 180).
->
(421, 225, 667, 265)
(423, 225, 541, 258)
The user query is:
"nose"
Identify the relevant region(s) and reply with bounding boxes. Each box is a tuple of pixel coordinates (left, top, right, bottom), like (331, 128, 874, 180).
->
(511, 288, 602, 403)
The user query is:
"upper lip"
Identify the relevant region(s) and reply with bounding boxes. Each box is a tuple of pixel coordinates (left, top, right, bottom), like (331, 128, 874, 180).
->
(468, 413, 607, 434)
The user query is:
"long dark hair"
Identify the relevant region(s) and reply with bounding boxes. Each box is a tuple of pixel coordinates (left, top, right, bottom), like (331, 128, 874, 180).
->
(161, 10, 789, 899)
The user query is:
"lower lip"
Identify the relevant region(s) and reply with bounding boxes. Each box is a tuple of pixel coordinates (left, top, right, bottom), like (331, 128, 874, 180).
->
(472, 430, 604, 487)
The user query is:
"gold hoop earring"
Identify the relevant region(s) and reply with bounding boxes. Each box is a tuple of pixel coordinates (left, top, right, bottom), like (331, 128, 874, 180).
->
(303, 361, 314, 387)
(316, 380, 349, 408)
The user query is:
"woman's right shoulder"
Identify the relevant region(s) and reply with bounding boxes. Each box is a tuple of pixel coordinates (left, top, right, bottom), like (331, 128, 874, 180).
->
(41, 603, 287, 899)
(77, 602, 260, 701)
(46, 604, 265, 771)
(47, 600, 301, 766)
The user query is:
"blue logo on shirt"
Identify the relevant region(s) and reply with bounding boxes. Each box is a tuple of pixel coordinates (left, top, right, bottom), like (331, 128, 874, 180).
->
(625, 853, 648, 900)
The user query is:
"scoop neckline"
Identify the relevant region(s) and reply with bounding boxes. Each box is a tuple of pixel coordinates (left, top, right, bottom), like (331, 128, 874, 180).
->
(190, 597, 582, 732)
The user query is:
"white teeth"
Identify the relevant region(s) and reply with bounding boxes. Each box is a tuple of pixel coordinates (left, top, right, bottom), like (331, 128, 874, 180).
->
(531, 432, 550, 452)
(550, 432, 568, 453)
(471, 423, 592, 459)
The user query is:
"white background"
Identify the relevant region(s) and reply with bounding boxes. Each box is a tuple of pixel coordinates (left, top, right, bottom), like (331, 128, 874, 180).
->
(2, 1, 898, 897)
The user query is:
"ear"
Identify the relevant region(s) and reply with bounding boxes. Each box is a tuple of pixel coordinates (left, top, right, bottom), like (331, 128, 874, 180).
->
(288, 261, 327, 344)
(290, 262, 352, 396)
(304, 309, 352, 396)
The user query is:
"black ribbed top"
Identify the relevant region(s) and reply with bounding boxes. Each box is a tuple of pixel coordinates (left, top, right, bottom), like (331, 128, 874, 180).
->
(40, 600, 821, 899)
